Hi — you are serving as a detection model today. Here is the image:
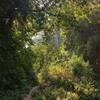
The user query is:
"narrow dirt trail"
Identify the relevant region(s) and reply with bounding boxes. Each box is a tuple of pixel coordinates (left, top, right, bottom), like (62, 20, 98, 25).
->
(22, 86, 39, 100)
(22, 83, 49, 100)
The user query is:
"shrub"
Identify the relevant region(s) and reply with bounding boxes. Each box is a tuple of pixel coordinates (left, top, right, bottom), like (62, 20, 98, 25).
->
(68, 54, 93, 79)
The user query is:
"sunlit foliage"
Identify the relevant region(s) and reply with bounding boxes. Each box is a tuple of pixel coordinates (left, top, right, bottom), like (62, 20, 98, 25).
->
(0, 0, 100, 100)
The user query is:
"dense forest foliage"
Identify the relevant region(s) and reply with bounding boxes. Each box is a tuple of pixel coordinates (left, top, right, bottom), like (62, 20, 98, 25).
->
(0, 0, 100, 100)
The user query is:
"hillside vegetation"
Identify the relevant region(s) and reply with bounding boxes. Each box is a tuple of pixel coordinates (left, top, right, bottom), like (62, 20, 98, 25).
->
(0, 0, 100, 100)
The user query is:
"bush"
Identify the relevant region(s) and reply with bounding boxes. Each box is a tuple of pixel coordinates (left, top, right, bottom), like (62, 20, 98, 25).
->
(68, 54, 93, 79)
